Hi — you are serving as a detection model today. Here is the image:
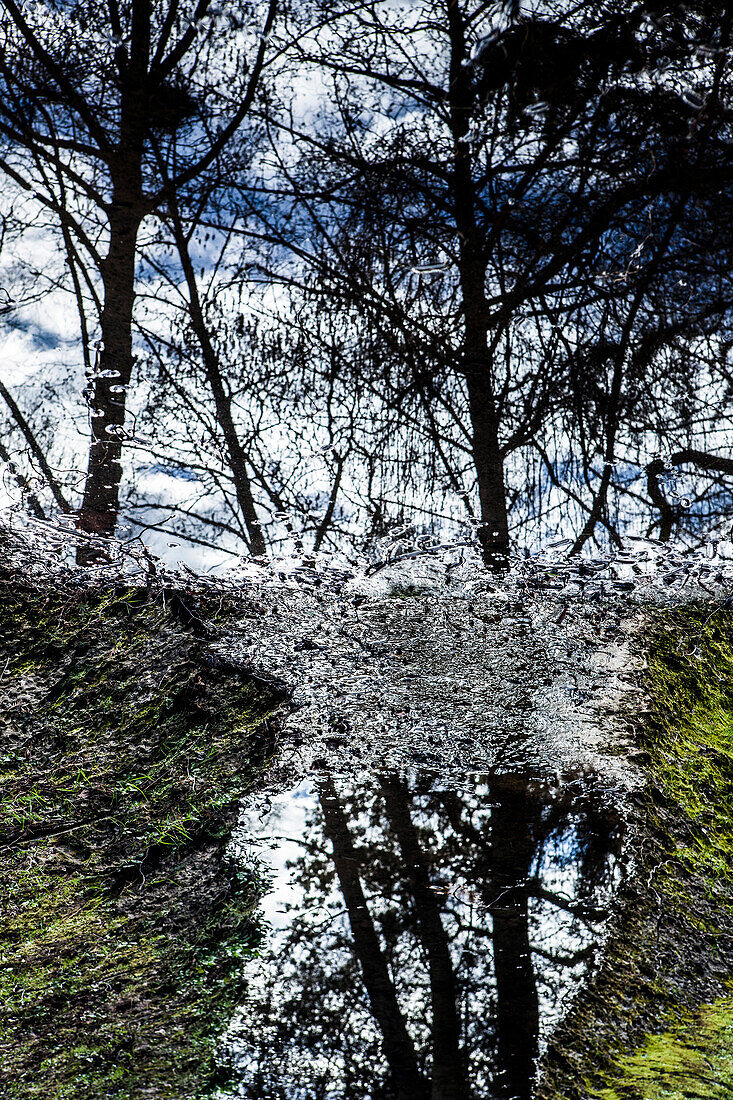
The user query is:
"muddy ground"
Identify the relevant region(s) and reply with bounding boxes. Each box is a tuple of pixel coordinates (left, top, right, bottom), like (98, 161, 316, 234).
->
(1, 523, 733, 1098)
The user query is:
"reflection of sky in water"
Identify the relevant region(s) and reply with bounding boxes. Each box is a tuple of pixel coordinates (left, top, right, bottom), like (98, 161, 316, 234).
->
(239, 780, 316, 932)
(220, 770, 623, 1100)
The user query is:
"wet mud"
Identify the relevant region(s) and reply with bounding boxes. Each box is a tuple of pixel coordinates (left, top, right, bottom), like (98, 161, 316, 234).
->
(1, 526, 733, 1098)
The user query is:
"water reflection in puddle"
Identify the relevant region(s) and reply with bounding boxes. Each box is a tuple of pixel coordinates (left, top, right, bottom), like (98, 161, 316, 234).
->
(220, 770, 624, 1099)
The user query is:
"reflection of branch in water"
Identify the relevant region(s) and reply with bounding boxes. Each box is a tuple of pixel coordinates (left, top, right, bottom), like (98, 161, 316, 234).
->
(489, 774, 542, 1100)
(380, 774, 470, 1100)
(532, 943, 595, 967)
(531, 883, 609, 926)
(287, 906, 342, 936)
(318, 777, 428, 1100)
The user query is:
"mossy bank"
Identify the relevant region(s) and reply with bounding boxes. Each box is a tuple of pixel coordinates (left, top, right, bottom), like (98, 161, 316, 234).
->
(0, 554, 284, 1099)
(542, 604, 733, 1099)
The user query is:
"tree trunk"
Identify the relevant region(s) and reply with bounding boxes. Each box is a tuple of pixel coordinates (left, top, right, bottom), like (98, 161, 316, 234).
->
(466, 368, 510, 571)
(380, 776, 469, 1100)
(76, 201, 140, 560)
(445, 2, 510, 573)
(489, 774, 541, 1100)
(168, 206, 267, 557)
(77, 1, 149, 562)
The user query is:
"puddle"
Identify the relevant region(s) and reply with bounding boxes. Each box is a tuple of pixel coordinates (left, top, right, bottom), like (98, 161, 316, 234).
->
(219, 768, 625, 1099)
(222, 585, 645, 790)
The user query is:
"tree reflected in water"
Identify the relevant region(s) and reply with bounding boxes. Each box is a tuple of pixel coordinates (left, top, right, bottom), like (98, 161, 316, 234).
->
(223, 771, 623, 1100)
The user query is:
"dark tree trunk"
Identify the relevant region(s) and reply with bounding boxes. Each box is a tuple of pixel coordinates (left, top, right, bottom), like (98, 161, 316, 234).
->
(489, 775, 541, 1100)
(466, 367, 511, 572)
(77, 203, 140, 554)
(380, 776, 469, 1100)
(445, 1, 510, 573)
(76, 0, 149, 562)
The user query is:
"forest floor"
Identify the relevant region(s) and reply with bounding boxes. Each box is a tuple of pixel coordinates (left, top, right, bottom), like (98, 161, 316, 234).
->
(1, 521, 733, 1098)
(0, 532, 284, 1100)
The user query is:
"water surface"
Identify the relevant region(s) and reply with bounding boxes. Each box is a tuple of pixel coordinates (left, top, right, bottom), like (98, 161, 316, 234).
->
(221, 768, 625, 1099)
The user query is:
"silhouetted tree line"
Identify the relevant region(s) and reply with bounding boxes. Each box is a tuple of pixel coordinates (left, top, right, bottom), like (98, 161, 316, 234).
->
(0, 0, 732, 567)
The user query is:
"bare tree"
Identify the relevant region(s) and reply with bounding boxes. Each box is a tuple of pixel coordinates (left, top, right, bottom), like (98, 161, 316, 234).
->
(227, 771, 622, 1097)
(0, 0, 276, 554)
(241, 0, 733, 567)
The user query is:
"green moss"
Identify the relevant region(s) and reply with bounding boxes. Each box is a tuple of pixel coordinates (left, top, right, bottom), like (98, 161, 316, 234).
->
(584, 608, 733, 1098)
(644, 607, 733, 883)
(542, 604, 733, 1099)
(590, 994, 733, 1099)
(0, 574, 283, 1099)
